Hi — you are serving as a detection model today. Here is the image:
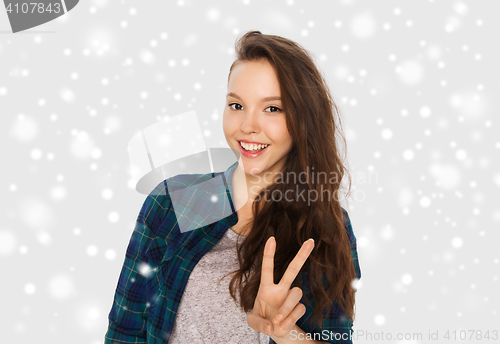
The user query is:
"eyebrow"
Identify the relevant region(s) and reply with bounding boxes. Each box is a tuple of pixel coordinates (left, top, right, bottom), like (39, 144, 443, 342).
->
(226, 92, 281, 102)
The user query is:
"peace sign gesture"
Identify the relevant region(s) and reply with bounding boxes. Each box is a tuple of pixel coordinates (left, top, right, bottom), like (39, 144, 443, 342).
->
(247, 236, 315, 340)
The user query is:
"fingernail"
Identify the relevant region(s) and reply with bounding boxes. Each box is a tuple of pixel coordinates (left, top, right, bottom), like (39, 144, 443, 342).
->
(308, 238, 314, 243)
(266, 324, 271, 335)
(274, 314, 283, 323)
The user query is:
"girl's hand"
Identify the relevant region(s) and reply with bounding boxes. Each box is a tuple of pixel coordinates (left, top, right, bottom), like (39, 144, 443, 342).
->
(247, 236, 315, 339)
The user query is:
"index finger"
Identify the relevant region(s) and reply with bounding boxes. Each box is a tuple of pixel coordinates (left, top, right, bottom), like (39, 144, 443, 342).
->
(278, 238, 314, 287)
(260, 236, 276, 286)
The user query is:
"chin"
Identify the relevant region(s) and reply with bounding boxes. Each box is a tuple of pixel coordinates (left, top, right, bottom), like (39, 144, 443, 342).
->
(248, 167, 264, 176)
(240, 162, 264, 176)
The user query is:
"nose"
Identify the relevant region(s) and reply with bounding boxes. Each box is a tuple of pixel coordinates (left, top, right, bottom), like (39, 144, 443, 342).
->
(239, 109, 260, 134)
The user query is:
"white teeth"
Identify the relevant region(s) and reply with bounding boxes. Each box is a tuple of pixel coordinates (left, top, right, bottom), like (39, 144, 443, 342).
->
(240, 141, 269, 151)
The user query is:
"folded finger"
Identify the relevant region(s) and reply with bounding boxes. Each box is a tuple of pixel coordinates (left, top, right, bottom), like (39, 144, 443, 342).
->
(277, 302, 307, 332)
(273, 287, 303, 324)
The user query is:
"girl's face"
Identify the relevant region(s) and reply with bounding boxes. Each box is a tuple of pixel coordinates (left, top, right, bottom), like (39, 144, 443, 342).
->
(223, 59, 293, 178)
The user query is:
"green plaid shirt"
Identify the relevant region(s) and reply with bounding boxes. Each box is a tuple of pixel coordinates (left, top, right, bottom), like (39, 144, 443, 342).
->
(104, 161, 361, 344)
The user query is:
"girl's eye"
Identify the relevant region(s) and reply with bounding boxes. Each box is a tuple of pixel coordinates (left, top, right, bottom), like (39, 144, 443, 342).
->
(266, 106, 282, 113)
(228, 103, 242, 111)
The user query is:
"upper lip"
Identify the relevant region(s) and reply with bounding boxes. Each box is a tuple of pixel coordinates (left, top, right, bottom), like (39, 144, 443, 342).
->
(238, 139, 270, 145)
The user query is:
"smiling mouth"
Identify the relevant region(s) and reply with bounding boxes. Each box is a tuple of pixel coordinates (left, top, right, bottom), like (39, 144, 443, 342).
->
(238, 141, 270, 153)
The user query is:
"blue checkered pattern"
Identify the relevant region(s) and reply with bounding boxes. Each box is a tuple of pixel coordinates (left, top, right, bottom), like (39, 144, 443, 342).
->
(104, 161, 361, 343)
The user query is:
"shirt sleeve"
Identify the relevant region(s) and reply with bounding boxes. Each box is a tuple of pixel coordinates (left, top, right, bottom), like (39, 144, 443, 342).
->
(343, 207, 361, 281)
(270, 208, 361, 344)
(316, 208, 361, 343)
(104, 181, 171, 343)
(322, 207, 360, 343)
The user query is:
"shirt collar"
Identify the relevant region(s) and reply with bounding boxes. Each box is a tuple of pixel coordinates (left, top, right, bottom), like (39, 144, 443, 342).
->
(221, 160, 239, 227)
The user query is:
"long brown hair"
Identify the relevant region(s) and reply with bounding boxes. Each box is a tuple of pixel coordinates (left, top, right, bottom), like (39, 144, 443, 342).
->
(220, 30, 357, 327)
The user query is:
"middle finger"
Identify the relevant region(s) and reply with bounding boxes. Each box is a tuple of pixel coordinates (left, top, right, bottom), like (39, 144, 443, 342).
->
(278, 238, 314, 287)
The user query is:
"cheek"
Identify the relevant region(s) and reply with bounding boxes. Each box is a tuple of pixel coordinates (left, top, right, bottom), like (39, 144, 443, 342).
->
(267, 122, 292, 147)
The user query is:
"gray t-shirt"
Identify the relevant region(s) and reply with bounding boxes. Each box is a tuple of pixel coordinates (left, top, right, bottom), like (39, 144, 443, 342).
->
(168, 227, 270, 344)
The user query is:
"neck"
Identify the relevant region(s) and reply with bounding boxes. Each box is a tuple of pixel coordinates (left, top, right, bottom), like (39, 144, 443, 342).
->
(232, 161, 285, 212)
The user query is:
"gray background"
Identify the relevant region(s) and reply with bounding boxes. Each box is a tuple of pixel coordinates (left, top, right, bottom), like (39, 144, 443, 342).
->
(1, 0, 498, 343)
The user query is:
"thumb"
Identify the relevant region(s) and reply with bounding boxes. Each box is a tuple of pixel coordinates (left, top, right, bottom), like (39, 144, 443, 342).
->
(247, 310, 272, 336)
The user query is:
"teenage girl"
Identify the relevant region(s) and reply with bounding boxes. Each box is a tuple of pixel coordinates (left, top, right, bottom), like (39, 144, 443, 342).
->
(105, 30, 361, 344)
